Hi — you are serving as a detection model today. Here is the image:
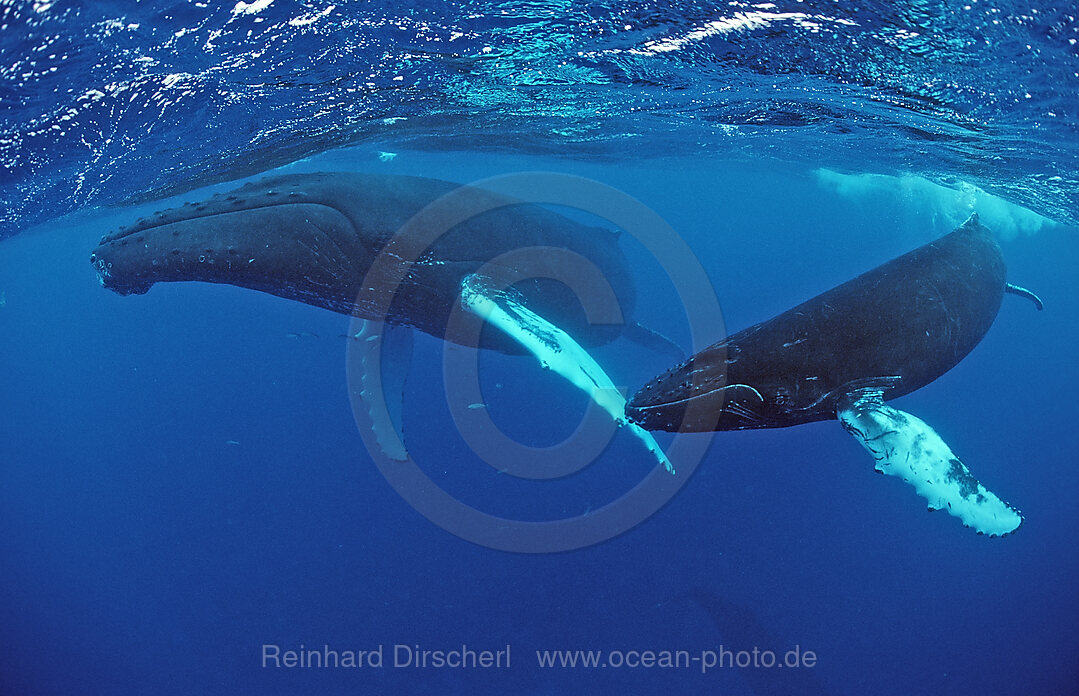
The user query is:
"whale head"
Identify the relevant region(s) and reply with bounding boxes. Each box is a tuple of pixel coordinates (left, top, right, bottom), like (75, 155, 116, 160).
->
(90, 179, 375, 313)
(625, 341, 804, 432)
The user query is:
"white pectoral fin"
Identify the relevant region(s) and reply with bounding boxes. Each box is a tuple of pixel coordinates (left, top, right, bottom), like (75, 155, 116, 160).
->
(460, 274, 674, 474)
(837, 389, 1022, 537)
(347, 319, 413, 462)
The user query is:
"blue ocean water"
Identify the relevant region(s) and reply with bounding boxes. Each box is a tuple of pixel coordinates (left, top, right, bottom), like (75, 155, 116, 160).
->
(2, 2, 1078, 695)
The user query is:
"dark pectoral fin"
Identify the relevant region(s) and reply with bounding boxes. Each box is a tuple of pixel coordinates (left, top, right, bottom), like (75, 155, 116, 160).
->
(623, 321, 685, 362)
(346, 320, 413, 462)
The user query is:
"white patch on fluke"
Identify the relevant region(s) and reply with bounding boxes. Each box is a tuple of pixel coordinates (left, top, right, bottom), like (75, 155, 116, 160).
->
(838, 390, 1022, 537)
(460, 274, 674, 474)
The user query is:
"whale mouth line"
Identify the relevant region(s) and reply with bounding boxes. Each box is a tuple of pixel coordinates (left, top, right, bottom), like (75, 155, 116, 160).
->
(629, 382, 766, 412)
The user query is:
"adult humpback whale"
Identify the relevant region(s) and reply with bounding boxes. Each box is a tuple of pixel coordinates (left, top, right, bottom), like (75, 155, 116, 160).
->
(627, 215, 1041, 536)
(91, 170, 676, 468)
(90, 171, 641, 352)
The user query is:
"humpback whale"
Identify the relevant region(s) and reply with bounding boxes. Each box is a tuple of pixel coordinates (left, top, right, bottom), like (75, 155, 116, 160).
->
(627, 214, 1041, 536)
(91, 171, 678, 469)
(90, 171, 639, 352)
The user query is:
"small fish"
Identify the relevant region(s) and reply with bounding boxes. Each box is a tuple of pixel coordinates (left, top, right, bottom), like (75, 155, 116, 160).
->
(225, 439, 240, 446)
(377, 151, 397, 162)
(467, 403, 486, 410)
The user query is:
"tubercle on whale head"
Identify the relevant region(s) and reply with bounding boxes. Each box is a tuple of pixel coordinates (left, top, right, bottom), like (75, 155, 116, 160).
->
(90, 248, 151, 295)
(90, 193, 373, 307)
(624, 357, 706, 431)
(625, 343, 787, 433)
(94, 178, 317, 247)
(625, 329, 881, 433)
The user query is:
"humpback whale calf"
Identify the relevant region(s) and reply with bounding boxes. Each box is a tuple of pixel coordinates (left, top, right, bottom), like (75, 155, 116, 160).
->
(627, 214, 1041, 536)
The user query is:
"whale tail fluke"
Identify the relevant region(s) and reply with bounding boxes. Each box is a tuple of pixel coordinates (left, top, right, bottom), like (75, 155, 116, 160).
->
(837, 387, 1022, 537)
